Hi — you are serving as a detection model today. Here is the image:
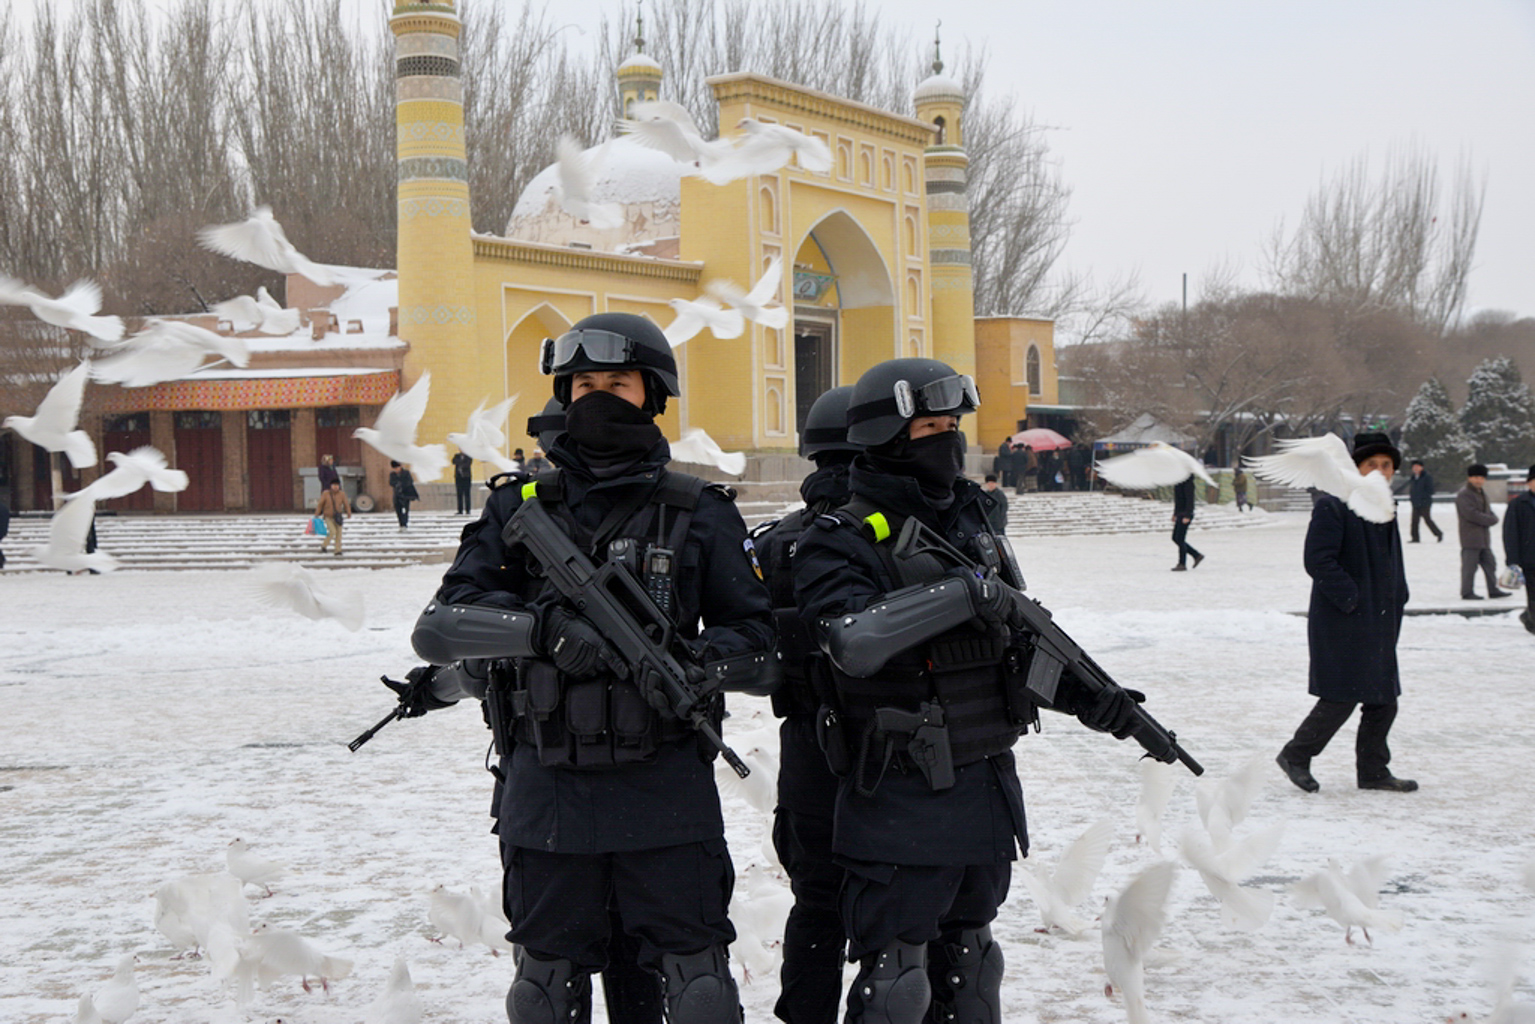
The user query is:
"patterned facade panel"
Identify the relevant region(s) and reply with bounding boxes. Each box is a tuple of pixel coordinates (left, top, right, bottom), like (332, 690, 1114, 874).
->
(396, 76, 464, 103)
(931, 270, 975, 290)
(926, 192, 970, 213)
(924, 163, 968, 186)
(401, 305, 477, 326)
(399, 196, 472, 221)
(398, 179, 471, 202)
(930, 249, 973, 265)
(395, 32, 459, 59)
(398, 156, 469, 183)
(396, 55, 460, 79)
(929, 222, 971, 246)
(96, 372, 400, 413)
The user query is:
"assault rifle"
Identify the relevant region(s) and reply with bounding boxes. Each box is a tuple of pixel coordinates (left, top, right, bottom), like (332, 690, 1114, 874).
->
(502, 492, 765, 778)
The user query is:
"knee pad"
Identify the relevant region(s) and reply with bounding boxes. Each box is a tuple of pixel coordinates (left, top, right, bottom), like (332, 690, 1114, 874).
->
(659, 946, 740, 1024)
(507, 949, 592, 1024)
(928, 927, 1003, 1024)
(850, 941, 929, 1024)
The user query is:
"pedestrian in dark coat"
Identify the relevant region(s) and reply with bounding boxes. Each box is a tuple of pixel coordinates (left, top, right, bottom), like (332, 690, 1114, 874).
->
(451, 449, 474, 514)
(1502, 464, 1535, 634)
(0, 495, 9, 569)
(1170, 476, 1204, 570)
(317, 453, 340, 492)
(389, 461, 419, 529)
(1276, 431, 1416, 793)
(994, 439, 1014, 489)
(1406, 460, 1442, 542)
(1456, 464, 1509, 600)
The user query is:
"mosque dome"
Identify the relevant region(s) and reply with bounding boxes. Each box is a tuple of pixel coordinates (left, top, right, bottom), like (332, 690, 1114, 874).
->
(913, 73, 964, 105)
(617, 52, 662, 76)
(504, 135, 685, 251)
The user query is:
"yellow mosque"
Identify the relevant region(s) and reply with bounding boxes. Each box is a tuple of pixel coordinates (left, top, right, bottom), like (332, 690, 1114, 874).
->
(391, 0, 1050, 477)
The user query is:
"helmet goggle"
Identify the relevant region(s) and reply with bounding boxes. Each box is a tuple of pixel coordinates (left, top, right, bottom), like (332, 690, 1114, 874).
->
(892, 374, 980, 419)
(539, 329, 638, 376)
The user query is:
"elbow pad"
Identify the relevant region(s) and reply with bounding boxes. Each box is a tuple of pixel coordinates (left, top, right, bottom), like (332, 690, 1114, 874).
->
(411, 601, 538, 665)
(427, 659, 491, 703)
(819, 577, 980, 677)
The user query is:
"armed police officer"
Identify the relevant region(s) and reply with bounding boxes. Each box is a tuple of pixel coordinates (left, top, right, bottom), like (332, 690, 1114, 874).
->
(793, 358, 1145, 1024)
(752, 386, 859, 1024)
(410, 312, 774, 1024)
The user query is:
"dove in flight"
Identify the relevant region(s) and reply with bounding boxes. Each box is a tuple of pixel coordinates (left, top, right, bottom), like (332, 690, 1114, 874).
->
(1102, 861, 1177, 1024)
(1193, 753, 1270, 851)
(93, 954, 139, 1024)
(554, 136, 624, 230)
(226, 837, 285, 896)
(367, 955, 424, 1024)
(1291, 855, 1402, 945)
(247, 922, 354, 993)
(3, 361, 97, 468)
(447, 395, 521, 475)
(0, 275, 124, 343)
(1245, 433, 1396, 524)
(1096, 442, 1217, 491)
(212, 286, 301, 335)
(33, 491, 117, 574)
(91, 319, 250, 388)
(1017, 818, 1115, 936)
(618, 100, 732, 168)
(1179, 823, 1282, 932)
(248, 563, 366, 632)
(153, 871, 249, 958)
(76, 447, 189, 502)
(428, 883, 505, 953)
(663, 296, 745, 348)
(670, 427, 747, 476)
(198, 206, 337, 286)
(353, 372, 449, 480)
(1135, 759, 1178, 854)
(705, 257, 789, 330)
(697, 118, 833, 184)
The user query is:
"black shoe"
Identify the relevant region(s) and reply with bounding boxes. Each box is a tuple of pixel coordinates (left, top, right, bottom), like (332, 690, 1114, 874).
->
(1192, 553, 1205, 569)
(1436, 534, 1444, 543)
(1408, 539, 1420, 543)
(1359, 775, 1418, 792)
(1489, 589, 1512, 599)
(1276, 754, 1320, 793)
(1520, 610, 1535, 634)
(1463, 593, 1484, 601)
(1171, 565, 1187, 572)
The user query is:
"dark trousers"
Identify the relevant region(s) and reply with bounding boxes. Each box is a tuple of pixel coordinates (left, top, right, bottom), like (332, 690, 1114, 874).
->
(395, 500, 410, 528)
(1524, 578, 1535, 632)
(1409, 504, 1442, 541)
(1280, 698, 1398, 782)
(772, 809, 844, 1024)
(1171, 519, 1202, 566)
(456, 477, 473, 514)
(1461, 547, 1498, 597)
(502, 841, 735, 971)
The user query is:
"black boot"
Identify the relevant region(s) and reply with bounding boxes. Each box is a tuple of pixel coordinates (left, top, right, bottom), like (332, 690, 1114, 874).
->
(1358, 774, 1418, 792)
(1275, 753, 1319, 793)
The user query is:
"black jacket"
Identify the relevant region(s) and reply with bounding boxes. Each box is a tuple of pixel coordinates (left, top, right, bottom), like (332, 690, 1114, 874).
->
(982, 487, 1009, 533)
(1503, 489, 1535, 569)
(1304, 495, 1409, 704)
(793, 459, 1027, 866)
(434, 437, 774, 854)
(452, 451, 473, 482)
(1173, 477, 1196, 519)
(1408, 470, 1435, 509)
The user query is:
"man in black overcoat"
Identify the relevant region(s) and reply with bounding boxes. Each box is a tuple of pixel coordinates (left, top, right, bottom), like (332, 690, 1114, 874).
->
(1276, 431, 1416, 794)
(1502, 464, 1535, 634)
(1406, 460, 1442, 542)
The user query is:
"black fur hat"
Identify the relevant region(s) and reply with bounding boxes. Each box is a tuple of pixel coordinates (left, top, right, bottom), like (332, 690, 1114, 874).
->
(1350, 431, 1401, 468)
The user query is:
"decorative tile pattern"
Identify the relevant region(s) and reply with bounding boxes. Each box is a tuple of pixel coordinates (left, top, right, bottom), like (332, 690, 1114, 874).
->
(398, 156, 469, 182)
(399, 196, 471, 220)
(401, 305, 476, 325)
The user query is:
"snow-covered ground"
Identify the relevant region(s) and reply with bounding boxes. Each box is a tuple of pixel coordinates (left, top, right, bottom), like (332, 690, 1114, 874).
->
(2, 509, 1532, 1023)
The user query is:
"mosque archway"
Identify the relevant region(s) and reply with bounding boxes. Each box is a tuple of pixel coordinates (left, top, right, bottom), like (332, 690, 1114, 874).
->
(505, 301, 575, 420)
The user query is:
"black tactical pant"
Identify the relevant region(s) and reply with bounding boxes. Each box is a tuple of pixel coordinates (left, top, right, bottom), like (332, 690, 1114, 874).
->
(502, 840, 736, 972)
(1171, 519, 1202, 567)
(772, 808, 844, 1024)
(1409, 504, 1442, 541)
(1461, 547, 1499, 597)
(1280, 698, 1398, 783)
(456, 477, 473, 514)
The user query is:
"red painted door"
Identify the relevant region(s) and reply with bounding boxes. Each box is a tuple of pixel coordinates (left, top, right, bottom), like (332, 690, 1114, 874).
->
(174, 412, 224, 511)
(102, 413, 154, 512)
(31, 444, 82, 509)
(315, 406, 362, 468)
(246, 410, 294, 511)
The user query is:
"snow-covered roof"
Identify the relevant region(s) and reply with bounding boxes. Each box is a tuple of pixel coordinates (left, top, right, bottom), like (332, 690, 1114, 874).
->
(1098, 412, 1195, 447)
(617, 52, 662, 75)
(178, 367, 393, 380)
(505, 135, 685, 250)
(914, 73, 964, 104)
(243, 274, 405, 354)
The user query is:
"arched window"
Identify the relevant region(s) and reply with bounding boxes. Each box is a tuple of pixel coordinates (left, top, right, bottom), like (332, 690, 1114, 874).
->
(933, 116, 946, 145)
(1026, 344, 1042, 397)
(624, 96, 634, 118)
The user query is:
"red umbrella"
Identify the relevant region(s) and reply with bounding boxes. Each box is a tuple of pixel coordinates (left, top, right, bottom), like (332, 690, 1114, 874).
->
(1008, 427, 1072, 451)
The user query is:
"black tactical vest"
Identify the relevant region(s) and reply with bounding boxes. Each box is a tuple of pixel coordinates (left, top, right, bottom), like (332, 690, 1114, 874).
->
(752, 505, 837, 719)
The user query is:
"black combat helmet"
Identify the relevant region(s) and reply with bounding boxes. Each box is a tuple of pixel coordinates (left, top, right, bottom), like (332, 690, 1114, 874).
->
(799, 385, 860, 459)
(540, 312, 680, 415)
(526, 396, 565, 452)
(845, 357, 979, 447)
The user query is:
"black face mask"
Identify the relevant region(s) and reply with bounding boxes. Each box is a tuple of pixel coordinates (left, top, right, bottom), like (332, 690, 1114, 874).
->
(868, 430, 965, 501)
(563, 390, 663, 469)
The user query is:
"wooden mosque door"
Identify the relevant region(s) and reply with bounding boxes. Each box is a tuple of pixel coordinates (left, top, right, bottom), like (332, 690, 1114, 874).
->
(794, 321, 836, 436)
(173, 412, 224, 511)
(246, 410, 294, 511)
(102, 413, 153, 512)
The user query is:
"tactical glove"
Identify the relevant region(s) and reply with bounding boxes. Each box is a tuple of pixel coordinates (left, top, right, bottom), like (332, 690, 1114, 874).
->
(381, 665, 459, 718)
(1078, 685, 1146, 739)
(541, 607, 627, 680)
(945, 567, 1014, 629)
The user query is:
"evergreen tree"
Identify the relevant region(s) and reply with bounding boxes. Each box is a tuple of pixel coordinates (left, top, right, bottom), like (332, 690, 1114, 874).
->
(1400, 377, 1475, 486)
(1459, 357, 1535, 467)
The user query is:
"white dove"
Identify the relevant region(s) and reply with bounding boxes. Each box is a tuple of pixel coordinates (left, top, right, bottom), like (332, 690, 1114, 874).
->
(0, 275, 124, 343)
(3, 360, 97, 468)
(248, 563, 366, 632)
(153, 871, 249, 957)
(33, 492, 117, 574)
(1134, 759, 1178, 854)
(91, 319, 250, 388)
(619, 100, 731, 168)
(226, 837, 285, 896)
(704, 257, 789, 331)
(367, 955, 424, 1024)
(1017, 818, 1115, 936)
(204, 919, 262, 1006)
(663, 296, 745, 348)
(353, 372, 449, 481)
(198, 206, 337, 286)
(1291, 855, 1402, 945)
(670, 428, 747, 476)
(1178, 824, 1282, 932)
(446, 395, 521, 475)
(73, 993, 103, 1024)
(1448, 944, 1535, 1024)
(428, 883, 493, 951)
(698, 118, 833, 184)
(713, 738, 778, 815)
(1102, 861, 1177, 1024)
(469, 884, 517, 954)
(728, 862, 794, 983)
(212, 286, 301, 335)
(247, 922, 354, 993)
(1245, 433, 1396, 524)
(1095, 442, 1217, 490)
(1193, 753, 1270, 851)
(554, 136, 624, 230)
(93, 954, 139, 1024)
(78, 447, 189, 502)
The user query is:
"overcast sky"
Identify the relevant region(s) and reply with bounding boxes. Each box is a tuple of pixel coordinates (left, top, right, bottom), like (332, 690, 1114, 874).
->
(16, 0, 1535, 320)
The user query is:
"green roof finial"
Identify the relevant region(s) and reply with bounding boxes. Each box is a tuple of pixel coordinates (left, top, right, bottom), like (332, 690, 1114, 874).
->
(932, 20, 943, 75)
(634, 6, 646, 54)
